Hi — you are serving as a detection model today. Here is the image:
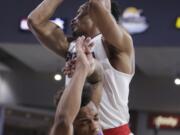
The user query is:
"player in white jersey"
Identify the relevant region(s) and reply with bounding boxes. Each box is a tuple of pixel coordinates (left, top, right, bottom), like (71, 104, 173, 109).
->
(66, 34, 135, 135)
(28, 0, 135, 134)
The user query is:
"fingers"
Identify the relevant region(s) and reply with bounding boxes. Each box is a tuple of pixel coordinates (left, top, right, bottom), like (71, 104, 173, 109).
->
(76, 36, 93, 53)
(85, 37, 91, 45)
(76, 36, 86, 54)
(64, 36, 94, 77)
(76, 36, 93, 62)
(77, 36, 94, 55)
(63, 58, 76, 77)
(84, 37, 94, 55)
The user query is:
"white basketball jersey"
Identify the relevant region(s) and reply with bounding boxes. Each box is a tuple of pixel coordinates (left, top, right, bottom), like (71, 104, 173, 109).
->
(66, 34, 135, 130)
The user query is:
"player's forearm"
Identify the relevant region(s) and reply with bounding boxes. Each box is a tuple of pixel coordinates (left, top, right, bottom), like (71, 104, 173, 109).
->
(28, 0, 63, 26)
(88, 0, 114, 38)
(55, 68, 88, 124)
(89, 0, 133, 53)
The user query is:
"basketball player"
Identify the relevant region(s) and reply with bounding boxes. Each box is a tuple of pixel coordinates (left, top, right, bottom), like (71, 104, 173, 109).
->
(28, 0, 135, 134)
(50, 36, 103, 135)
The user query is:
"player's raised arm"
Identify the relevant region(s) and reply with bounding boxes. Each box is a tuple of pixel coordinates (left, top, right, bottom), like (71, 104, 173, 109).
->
(27, 0, 68, 57)
(88, 0, 133, 54)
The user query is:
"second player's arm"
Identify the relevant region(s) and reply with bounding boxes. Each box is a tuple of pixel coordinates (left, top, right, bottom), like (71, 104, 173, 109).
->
(50, 68, 88, 135)
(50, 36, 102, 135)
(27, 0, 68, 57)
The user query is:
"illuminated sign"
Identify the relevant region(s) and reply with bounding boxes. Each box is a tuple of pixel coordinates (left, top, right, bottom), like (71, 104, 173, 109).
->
(20, 18, 29, 31)
(154, 116, 178, 128)
(148, 113, 180, 129)
(19, 18, 66, 31)
(120, 7, 149, 34)
(51, 18, 65, 30)
(175, 17, 180, 29)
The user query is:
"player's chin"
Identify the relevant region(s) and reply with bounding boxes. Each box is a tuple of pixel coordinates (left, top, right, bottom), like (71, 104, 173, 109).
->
(72, 30, 84, 38)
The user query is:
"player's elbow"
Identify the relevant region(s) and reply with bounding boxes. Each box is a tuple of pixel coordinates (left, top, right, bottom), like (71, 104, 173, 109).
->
(27, 14, 40, 31)
(27, 16, 35, 31)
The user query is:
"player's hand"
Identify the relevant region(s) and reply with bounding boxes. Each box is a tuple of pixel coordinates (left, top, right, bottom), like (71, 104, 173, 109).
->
(63, 59, 76, 78)
(63, 36, 95, 77)
(75, 36, 95, 76)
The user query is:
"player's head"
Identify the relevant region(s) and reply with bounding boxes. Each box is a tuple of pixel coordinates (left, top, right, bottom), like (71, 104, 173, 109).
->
(54, 83, 100, 135)
(74, 101, 100, 135)
(70, 0, 121, 38)
(71, 2, 97, 38)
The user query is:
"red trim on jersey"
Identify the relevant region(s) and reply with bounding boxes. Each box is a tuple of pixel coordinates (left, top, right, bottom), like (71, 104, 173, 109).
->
(103, 124, 131, 135)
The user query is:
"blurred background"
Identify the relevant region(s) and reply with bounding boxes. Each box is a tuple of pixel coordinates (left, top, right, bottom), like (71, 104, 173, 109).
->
(0, 0, 180, 135)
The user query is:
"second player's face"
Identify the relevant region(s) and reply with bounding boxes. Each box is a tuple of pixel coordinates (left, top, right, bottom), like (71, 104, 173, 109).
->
(73, 102, 100, 135)
(71, 3, 94, 37)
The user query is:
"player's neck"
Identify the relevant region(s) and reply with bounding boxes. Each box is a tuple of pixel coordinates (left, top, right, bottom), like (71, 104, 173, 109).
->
(88, 28, 100, 38)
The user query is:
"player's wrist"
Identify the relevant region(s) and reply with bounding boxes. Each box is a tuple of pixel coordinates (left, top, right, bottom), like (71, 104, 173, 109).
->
(76, 65, 90, 77)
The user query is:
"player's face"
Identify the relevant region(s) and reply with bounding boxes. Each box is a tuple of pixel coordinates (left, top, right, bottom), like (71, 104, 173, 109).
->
(71, 3, 94, 37)
(74, 102, 100, 135)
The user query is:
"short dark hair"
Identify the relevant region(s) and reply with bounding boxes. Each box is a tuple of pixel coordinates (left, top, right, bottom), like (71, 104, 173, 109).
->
(54, 83, 93, 108)
(111, 0, 122, 22)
